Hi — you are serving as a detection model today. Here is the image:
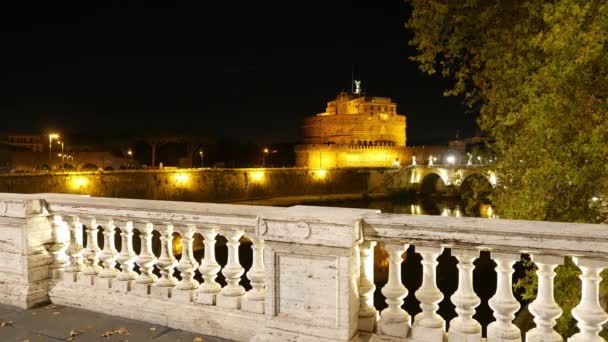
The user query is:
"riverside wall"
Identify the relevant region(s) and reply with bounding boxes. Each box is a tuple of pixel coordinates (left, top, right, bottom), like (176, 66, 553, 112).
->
(0, 168, 396, 203)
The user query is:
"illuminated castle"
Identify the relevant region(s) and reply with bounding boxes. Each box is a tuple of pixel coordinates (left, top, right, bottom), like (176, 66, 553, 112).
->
(295, 89, 411, 168)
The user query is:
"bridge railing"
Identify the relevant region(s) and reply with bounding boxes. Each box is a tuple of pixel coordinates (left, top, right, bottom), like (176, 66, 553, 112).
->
(0, 193, 607, 341)
(360, 213, 608, 341)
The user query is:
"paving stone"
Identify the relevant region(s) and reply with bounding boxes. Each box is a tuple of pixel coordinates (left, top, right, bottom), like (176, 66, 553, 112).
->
(0, 303, 233, 342)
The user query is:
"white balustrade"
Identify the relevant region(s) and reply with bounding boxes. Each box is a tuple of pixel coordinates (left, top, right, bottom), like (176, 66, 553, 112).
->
(242, 236, 265, 313)
(175, 224, 199, 302)
(217, 229, 246, 309)
(412, 246, 445, 342)
(64, 216, 84, 277)
(13, 193, 607, 342)
(377, 243, 410, 338)
(569, 257, 608, 342)
(116, 221, 137, 291)
(487, 252, 521, 342)
(526, 255, 563, 342)
(358, 240, 377, 332)
(196, 227, 222, 305)
(449, 248, 482, 342)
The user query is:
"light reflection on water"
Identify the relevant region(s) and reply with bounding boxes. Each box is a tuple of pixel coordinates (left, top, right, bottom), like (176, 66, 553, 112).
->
(302, 197, 495, 218)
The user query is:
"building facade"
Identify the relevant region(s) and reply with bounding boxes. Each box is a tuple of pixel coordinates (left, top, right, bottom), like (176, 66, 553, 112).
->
(296, 91, 411, 167)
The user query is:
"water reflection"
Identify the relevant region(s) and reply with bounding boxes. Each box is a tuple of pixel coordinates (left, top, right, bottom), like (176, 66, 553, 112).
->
(305, 196, 495, 218)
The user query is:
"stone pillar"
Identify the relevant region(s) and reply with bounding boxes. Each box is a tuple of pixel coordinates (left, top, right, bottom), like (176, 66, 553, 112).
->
(412, 246, 445, 342)
(64, 216, 84, 281)
(358, 240, 377, 332)
(217, 229, 246, 309)
(153, 223, 178, 299)
(487, 252, 521, 342)
(48, 215, 69, 280)
(115, 221, 137, 292)
(196, 227, 221, 305)
(448, 248, 481, 342)
(134, 222, 158, 295)
(526, 255, 563, 342)
(174, 224, 199, 302)
(377, 242, 410, 338)
(569, 257, 608, 342)
(252, 208, 371, 342)
(242, 236, 266, 313)
(0, 197, 56, 309)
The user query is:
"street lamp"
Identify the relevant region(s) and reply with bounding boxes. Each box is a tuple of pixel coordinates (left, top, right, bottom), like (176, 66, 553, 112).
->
(446, 155, 456, 165)
(127, 148, 133, 169)
(263, 148, 269, 167)
(199, 150, 204, 168)
(57, 141, 64, 171)
(48, 134, 59, 170)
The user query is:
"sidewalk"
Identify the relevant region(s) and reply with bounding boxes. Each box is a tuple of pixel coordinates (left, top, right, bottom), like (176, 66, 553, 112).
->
(0, 303, 232, 342)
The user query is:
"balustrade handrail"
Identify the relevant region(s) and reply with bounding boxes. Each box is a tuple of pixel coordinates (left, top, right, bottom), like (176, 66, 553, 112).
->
(362, 213, 608, 259)
(43, 195, 285, 232)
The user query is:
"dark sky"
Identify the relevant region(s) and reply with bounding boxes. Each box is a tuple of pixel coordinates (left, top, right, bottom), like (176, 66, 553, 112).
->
(0, 1, 475, 144)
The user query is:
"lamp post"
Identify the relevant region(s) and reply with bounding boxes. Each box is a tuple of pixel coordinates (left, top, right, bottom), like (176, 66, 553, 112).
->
(127, 149, 133, 169)
(199, 150, 204, 168)
(58, 141, 64, 171)
(48, 134, 59, 170)
(263, 148, 269, 167)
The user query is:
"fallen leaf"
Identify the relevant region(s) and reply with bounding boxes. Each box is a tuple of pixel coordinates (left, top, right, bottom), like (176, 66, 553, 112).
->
(149, 327, 156, 331)
(0, 320, 14, 327)
(193, 337, 204, 342)
(101, 330, 114, 338)
(114, 327, 129, 335)
(70, 330, 82, 337)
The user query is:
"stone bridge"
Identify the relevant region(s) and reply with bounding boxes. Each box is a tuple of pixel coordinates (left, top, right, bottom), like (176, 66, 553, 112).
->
(382, 165, 497, 195)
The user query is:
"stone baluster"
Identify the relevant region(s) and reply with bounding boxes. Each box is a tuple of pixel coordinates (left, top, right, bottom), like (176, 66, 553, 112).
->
(196, 227, 222, 305)
(488, 252, 521, 342)
(82, 218, 101, 284)
(217, 229, 246, 309)
(156, 223, 178, 286)
(242, 236, 265, 313)
(64, 216, 84, 281)
(174, 224, 199, 302)
(135, 222, 158, 295)
(98, 219, 119, 288)
(448, 248, 481, 342)
(377, 243, 410, 338)
(115, 221, 137, 292)
(412, 246, 445, 342)
(569, 257, 608, 342)
(48, 215, 69, 279)
(358, 241, 377, 332)
(526, 255, 562, 342)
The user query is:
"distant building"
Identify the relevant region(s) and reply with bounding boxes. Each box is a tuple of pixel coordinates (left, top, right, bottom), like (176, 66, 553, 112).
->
(3, 134, 45, 152)
(295, 91, 410, 167)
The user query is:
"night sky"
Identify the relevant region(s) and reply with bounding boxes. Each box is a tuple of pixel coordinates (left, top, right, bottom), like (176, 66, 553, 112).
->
(0, 1, 475, 145)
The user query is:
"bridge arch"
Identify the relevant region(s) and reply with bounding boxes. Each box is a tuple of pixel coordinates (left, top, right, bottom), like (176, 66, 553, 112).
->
(420, 172, 446, 195)
(79, 163, 99, 171)
(459, 174, 493, 197)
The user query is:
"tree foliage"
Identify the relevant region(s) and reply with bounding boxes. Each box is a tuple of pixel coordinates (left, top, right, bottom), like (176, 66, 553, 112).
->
(407, 0, 608, 337)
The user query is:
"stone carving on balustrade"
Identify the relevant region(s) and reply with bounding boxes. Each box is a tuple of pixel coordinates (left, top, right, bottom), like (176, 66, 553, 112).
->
(526, 254, 563, 342)
(487, 252, 521, 342)
(134, 222, 158, 295)
(242, 234, 266, 314)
